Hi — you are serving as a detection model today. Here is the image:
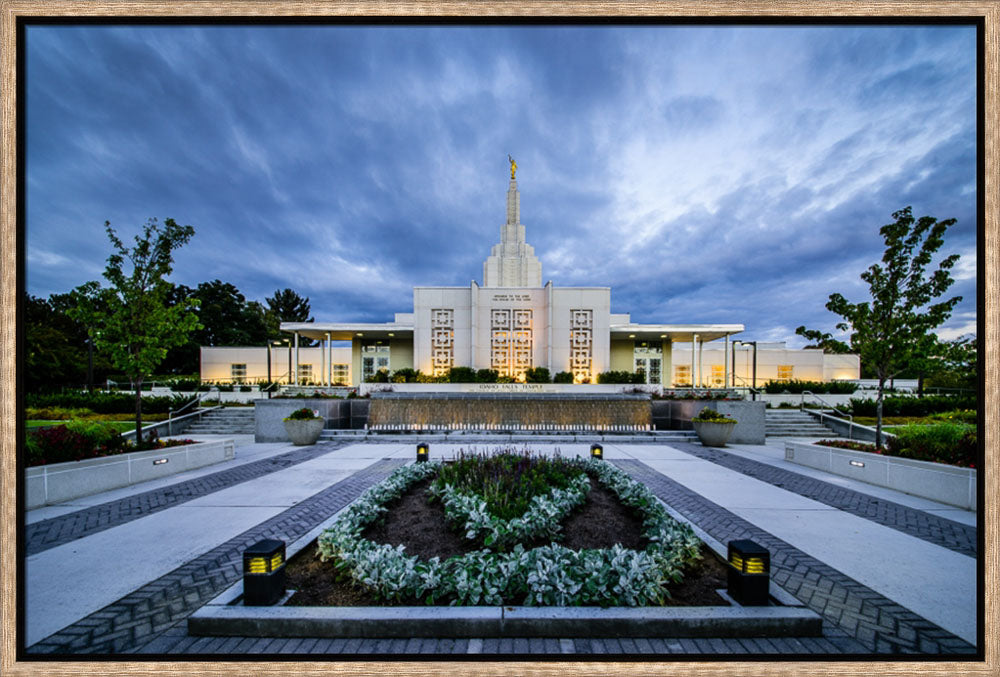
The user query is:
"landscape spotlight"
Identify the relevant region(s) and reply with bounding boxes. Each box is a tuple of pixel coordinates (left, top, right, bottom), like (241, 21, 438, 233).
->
(416, 442, 429, 462)
(590, 443, 603, 460)
(727, 539, 770, 606)
(243, 539, 286, 606)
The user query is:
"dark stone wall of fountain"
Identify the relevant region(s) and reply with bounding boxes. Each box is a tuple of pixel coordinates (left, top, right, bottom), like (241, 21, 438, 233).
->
(367, 393, 652, 430)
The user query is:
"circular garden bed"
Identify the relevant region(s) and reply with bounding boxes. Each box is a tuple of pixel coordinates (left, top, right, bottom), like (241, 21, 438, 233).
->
(287, 449, 728, 607)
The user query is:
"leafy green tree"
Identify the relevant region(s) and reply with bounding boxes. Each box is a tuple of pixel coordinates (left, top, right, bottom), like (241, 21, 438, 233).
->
(25, 293, 86, 391)
(265, 288, 313, 341)
(799, 207, 962, 446)
(793, 326, 851, 354)
(193, 280, 269, 346)
(925, 335, 977, 392)
(72, 218, 201, 442)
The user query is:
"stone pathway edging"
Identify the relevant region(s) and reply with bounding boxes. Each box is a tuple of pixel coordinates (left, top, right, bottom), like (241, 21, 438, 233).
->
(668, 441, 976, 557)
(25, 442, 348, 556)
(26, 458, 406, 655)
(612, 459, 977, 655)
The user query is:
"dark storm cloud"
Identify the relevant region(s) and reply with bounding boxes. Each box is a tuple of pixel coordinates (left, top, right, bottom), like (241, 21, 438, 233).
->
(25, 24, 977, 343)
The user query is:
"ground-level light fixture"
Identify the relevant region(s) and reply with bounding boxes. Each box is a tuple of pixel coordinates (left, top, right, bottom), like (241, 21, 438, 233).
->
(727, 539, 770, 606)
(416, 442, 429, 462)
(849, 460, 865, 467)
(243, 539, 286, 606)
(590, 443, 603, 460)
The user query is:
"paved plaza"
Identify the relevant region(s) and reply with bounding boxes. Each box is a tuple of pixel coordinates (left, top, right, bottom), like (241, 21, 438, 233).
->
(22, 434, 978, 658)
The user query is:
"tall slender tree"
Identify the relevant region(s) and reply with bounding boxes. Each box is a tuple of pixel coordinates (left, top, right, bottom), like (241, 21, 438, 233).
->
(798, 207, 962, 447)
(72, 218, 201, 443)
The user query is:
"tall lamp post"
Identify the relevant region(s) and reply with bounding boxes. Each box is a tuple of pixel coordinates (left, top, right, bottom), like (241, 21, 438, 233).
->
(266, 338, 290, 398)
(732, 340, 758, 400)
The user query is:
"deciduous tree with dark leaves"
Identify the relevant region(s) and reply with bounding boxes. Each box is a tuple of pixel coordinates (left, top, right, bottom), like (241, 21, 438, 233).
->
(799, 207, 962, 447)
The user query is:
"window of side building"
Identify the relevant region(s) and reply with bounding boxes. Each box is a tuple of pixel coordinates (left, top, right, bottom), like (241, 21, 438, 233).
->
(231, 363, 247, 383)
(777, 365, 794, 381)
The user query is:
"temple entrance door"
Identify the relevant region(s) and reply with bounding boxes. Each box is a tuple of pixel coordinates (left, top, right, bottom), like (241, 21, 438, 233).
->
(633, 357, 661, 384)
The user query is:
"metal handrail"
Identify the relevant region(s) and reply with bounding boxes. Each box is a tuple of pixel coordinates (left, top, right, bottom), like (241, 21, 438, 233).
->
(801, 390, 855, 440)
(729, 375, 761, 400)
(125, 404, 224, 441)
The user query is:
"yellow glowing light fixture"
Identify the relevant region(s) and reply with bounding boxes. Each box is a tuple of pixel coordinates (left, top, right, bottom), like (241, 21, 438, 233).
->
(727, 539, 770, 605)
(590, 443, 603, 460)
(243, 539, 286, 606)
(416, 442, 429, 462)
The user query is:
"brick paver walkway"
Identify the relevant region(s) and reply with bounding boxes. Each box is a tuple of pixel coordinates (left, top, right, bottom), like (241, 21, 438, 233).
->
(670, 441, 977, 557)
(613, 459, 977, 655)
(25, 442, 347, 556)
(22, 444, 978, 658)
(26, 458, 405, 655)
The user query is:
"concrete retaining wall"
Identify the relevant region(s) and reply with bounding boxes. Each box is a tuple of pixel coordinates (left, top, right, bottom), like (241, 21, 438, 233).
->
(653, 400, 765, 444)
(25, 439, 235, 509)
(783, 441, 975, 510)
(254, 399, 369, 442)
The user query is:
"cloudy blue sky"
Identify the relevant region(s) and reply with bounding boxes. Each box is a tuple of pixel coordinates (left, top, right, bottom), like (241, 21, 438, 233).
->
(24, 23, 978, 347)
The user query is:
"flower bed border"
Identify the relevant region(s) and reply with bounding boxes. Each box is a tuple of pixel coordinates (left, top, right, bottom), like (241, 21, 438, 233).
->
(189, 459, 822, 639)
(315, 458, 704, 607)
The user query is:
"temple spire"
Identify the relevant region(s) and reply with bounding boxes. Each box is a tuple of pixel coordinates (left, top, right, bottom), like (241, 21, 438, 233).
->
(483, 158, 541, 287)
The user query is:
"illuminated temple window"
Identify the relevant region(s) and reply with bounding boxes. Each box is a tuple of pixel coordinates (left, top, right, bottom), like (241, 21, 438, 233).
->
(569, 309, 593, 383)
(431, 308, 455, 377)
(491, 308, 533, 379)
(710, 364, 725, 386)
(777, 365, 794, 381)
(674, 364, 691, 387)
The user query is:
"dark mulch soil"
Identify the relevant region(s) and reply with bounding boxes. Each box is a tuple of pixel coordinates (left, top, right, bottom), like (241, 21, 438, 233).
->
(285, 473, 729, 607)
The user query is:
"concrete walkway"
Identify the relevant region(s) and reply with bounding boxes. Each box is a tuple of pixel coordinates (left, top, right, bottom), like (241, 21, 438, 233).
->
(21, 436, 978, 657)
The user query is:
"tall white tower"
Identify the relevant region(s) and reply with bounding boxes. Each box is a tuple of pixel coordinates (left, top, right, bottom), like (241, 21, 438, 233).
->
(483, 158, 542, 287)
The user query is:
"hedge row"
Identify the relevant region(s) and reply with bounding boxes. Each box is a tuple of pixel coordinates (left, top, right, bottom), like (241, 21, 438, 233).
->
(849, 395, 977, 417)
(25, 392, 196, 415)
(763, 379, 857, 394)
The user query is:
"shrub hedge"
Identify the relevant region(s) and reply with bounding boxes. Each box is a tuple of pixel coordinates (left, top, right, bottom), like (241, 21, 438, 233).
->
(849, 395, 976, 417)
(763, 379, 857, 394)
(25, 392, 196, 415)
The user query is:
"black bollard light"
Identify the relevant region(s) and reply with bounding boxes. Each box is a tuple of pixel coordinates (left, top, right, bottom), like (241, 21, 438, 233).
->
(727, 539, 770, 606)
(416, 442, 429, 462)
(590, 443, 603, 460)
(243, 539, 286, 606)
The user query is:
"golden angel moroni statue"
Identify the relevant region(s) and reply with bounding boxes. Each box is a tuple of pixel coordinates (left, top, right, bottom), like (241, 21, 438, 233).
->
(508, 154, 517, 179)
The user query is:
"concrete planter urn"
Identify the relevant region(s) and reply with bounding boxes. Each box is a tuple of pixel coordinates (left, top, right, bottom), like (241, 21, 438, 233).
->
(691, 409, 738, 447)
(692, 421, 736, 447)
(283, 408, 324, 445)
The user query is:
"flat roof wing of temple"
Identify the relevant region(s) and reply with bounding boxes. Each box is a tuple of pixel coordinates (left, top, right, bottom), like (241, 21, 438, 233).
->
(610, 324, 745, 342)
(279, 322, 415, 341)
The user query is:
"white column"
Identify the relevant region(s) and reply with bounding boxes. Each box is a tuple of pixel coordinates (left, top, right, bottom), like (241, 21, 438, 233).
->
(691, 334, 698, 388)
(326, 332, 332, 386)
(320, 337, 326, 387)
(293, 332, 300, 386)
(697, 337, 703, 388)
(724, 334, 730, 389)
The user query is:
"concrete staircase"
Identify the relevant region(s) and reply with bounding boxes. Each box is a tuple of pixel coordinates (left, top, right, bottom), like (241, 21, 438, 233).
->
(765, 409, 838, 437)
(184, 408, 256, 435)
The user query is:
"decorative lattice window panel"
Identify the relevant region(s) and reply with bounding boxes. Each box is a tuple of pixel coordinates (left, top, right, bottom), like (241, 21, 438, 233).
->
(569, 309, 593, 382)
(431, 309, 455, 377)
(490, 309, 532, 378)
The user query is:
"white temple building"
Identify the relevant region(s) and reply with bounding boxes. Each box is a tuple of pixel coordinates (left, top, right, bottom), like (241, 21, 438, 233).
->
(199, 162, 859, 387)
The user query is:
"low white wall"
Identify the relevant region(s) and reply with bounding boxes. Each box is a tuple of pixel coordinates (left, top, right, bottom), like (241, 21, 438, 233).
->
(25, 439, 235, 509)
(762, 393, 856, 408)
(783, 441, 975, 510)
